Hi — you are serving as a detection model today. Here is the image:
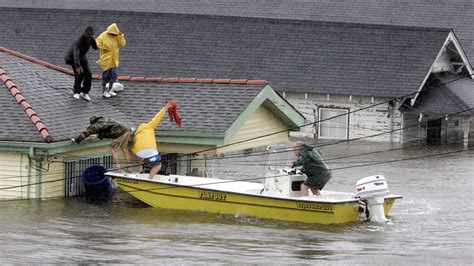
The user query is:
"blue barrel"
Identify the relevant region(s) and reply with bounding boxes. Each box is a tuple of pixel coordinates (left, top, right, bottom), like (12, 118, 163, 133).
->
(81, 165, 113, 200)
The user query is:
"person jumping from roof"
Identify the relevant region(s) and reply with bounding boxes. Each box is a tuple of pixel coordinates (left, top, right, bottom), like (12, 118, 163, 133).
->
(72, 115, 132, 171)
(132, 101, 181, 180)
(95, 23, 126, 98)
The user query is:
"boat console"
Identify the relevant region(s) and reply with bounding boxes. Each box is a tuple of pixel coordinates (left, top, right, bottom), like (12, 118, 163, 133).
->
(263, 168, 306, 197)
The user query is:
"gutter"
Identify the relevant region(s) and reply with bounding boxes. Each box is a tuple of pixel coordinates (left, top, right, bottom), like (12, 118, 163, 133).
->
(0, 131, 226, 155)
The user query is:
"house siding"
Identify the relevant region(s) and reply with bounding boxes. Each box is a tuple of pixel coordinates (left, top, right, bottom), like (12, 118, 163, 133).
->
(402, 113, 474, 146)
(285, 92, 402, 143)
(0, 152, 37, 199)
(37, 146, 112, 199)
(218, 105, 289, 154)
(40, 157, 64, 198)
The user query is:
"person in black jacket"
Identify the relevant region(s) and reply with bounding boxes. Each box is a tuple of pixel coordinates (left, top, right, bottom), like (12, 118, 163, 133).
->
(65, 26, 98, 101)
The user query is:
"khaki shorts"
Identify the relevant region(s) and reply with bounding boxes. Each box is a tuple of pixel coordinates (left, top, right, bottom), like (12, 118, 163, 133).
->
(111, 130, 131, 149)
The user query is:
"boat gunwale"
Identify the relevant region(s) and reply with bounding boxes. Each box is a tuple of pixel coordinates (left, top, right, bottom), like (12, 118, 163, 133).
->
(107, 172, 401, 204)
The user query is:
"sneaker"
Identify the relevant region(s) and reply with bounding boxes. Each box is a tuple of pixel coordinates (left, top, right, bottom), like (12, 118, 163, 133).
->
(103, 91, 111, 98)
(109, 90, 117, 96)
(80, 93, 91, 101)
(73, 93, 80, 99)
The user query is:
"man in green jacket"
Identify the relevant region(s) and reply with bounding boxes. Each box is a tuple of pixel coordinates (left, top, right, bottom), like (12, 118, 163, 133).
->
(288, 141, 332, 196)
(72, 115, 131, 171)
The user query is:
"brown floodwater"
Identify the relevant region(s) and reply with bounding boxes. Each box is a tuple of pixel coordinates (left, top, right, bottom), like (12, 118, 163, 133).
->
(0, 141, 472, 264)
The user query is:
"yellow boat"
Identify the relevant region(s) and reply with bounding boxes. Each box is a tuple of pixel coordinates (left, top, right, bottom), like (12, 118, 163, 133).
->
(106, 169, 402, 224)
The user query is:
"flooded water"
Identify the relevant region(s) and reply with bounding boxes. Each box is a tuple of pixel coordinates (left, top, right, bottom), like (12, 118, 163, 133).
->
(0, 141, 473, 264)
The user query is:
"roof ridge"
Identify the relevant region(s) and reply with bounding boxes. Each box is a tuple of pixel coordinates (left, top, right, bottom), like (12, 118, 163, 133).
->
(0, 46, 267, 86)
(0, 67, 53, 143)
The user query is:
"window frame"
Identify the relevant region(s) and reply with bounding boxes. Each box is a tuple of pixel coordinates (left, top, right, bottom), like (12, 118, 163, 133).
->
(318, 107, 350, 140)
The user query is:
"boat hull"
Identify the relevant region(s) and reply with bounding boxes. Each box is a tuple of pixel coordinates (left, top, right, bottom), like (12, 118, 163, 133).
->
(111, 174, 401, 224)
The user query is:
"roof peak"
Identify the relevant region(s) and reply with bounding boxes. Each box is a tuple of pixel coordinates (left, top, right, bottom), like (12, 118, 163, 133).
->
(0, 46, 267, 86)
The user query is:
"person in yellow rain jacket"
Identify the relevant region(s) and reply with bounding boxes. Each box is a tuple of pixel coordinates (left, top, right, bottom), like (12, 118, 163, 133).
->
(96, 23, 126, 98)
(132, 102, 173, 180)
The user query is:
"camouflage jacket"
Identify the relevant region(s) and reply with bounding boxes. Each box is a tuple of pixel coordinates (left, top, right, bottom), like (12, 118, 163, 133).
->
(74, 118, 128, 143)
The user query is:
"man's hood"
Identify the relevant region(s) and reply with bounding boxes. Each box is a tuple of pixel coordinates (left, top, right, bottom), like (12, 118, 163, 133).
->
(301, 144, 312, 152)
(106, 23, 120, 35)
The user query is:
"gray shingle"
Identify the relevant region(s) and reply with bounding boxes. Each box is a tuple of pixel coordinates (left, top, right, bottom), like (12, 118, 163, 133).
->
(0, 8, 451, 98)
(0, 82, 41, 142)
(0, 52, 263, 142)
(1, 0, 472, 61)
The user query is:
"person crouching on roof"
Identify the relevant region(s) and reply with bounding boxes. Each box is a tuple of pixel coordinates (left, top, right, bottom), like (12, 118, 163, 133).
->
(72, 115, 131, 171)
(131, 101, 175, 180)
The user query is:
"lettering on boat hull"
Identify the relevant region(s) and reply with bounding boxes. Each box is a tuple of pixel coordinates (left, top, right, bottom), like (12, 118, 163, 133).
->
(296, 202, 333, 212)
(198, 191, 227, 202)
(115, 177, 139, 185)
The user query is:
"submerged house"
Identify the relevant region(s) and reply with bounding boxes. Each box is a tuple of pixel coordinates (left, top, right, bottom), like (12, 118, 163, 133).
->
(1, 7, 472, 145)
(0, 48, 305, 199)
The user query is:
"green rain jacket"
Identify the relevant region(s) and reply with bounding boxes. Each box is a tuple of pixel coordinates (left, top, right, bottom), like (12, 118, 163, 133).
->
(292, 144, 332, 186)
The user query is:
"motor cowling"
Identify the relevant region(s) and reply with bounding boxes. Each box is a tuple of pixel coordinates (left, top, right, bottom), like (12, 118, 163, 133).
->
(356, 175, 390, 222)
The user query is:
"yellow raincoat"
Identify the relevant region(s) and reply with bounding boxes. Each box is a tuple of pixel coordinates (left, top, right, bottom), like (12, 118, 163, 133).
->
(96, 23, 126, 71)
(132, 107, 167, 154)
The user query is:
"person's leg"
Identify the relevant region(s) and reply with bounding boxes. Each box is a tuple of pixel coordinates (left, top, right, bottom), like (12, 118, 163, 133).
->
(110, 137, 123, 170)
(300, 183, 310, 196)
(108, 68, 117, 96)
(310, 188, 321, 196)
(111, 147, 121, 170)
(119, 131, 131, 172)
(72, 65, 83, 95)
(122, 148, 131, 172)
(81, 59, 92, 94)
(102, 69, 111, 97)
(139, 158, 145, 173)
(148, 163, 162, 180)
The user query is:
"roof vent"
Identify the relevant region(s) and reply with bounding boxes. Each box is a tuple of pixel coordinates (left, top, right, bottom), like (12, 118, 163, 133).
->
(432, 50, 453, 73)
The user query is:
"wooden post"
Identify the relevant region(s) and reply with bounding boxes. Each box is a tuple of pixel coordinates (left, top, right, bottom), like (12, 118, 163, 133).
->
(463, 117, 470, 150)
(445, 114, 448, 144)
(204, 154, 207, 177)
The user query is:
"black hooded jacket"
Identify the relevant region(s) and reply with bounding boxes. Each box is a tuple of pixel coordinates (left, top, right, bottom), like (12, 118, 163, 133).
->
(65, 34, 98, 66)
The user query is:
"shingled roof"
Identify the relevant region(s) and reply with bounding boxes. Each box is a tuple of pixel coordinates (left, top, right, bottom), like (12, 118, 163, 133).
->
(0, 7, 452, 98)
(0, 49, 285, 143)
(1, 0, 472, 63)
(410, 73, 474, 116)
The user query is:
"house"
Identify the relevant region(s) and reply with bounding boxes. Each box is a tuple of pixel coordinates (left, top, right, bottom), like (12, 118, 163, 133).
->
(0, 5, 472, 145)
(0, 47, 306, 199)
(400, 72, 474, 147)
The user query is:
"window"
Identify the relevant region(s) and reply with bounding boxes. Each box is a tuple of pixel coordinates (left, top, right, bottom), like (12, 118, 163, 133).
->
(318, 108, 349, 139)
(64, 154, 114, 197)
(160, 153, 178, 175)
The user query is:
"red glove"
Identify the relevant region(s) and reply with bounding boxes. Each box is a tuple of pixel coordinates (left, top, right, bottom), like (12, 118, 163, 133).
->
(167, 100, 182, 128)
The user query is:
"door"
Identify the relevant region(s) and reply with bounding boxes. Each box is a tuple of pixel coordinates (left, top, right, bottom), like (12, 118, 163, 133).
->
(427, 118, 442, 145)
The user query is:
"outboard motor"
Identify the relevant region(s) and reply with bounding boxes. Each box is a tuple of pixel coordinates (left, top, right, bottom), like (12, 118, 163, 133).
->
(355, 175, 390, 222)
